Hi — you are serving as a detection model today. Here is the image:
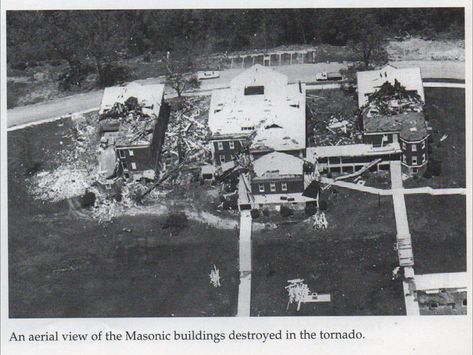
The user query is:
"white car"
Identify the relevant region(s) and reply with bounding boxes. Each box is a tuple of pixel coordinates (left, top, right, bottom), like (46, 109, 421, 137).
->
(197, 71, 220, 80)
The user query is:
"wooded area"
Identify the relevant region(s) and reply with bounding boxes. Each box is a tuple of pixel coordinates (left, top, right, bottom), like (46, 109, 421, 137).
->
(7, 8, 464, 88)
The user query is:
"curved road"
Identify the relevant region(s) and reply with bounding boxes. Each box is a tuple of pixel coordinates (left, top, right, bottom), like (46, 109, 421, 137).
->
(7, 60, 465, 130)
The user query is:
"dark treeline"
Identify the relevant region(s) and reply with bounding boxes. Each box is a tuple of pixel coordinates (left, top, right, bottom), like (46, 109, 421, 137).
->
(6, 8, 464, 87)
(8, 8, 464, 61)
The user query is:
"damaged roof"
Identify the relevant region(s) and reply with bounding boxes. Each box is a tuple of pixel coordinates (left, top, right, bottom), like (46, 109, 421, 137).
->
(357, 65, 425, 107)
(252, 151, 304, 178)
(99, 82, 165, 117)
(98, 83, 166, 147)
(364, 111, 429, 141)
(209, 65, 306, 151)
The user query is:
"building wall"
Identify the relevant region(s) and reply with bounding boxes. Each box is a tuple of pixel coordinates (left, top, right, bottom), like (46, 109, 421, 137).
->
(400, 137, 429, 168)
(116, 146, 152, 180)
(250, 178, 304, 195)
(212, 139, 247, 164)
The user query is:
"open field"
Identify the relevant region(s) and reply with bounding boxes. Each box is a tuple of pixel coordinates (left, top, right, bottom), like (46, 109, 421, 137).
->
(406, 194, 466, 275)
(251, 188, 405, 316)
(8, 119, 239, 318)
(404, 87, 465, 189)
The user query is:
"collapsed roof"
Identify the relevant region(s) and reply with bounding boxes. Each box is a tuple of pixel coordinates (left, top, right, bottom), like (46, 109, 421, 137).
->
(98, 83, 166, 146)
(357, 65, 425, 108)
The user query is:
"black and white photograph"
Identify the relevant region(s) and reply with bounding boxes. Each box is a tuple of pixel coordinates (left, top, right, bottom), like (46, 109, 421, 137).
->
(2, 3, 470, 324)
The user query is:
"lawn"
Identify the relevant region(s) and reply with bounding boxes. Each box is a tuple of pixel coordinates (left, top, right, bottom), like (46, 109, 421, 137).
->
(251, 188, 406, 316)
(8, 120, 239, 318)
(405, 87, 465, 189)
(406, 194, 466, 275)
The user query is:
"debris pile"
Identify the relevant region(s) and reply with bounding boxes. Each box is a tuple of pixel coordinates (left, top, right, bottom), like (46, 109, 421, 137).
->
(365, 80, 424, 117)
(209, 264, 221, 288)
(161, 96, 212, 181)
(309, 211, 328, 230)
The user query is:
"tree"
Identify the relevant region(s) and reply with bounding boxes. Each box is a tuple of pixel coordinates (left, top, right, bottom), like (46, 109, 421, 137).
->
(348, 14, 388, 69)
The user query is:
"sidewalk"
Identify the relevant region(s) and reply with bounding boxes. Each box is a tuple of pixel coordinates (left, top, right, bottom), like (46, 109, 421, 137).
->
(236, 210, 252, 317)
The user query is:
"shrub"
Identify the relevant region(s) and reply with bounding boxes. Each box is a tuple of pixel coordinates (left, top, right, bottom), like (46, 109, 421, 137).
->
(11, 62, 27, 71)
(98, 64, 132, 87)
(319, 200, 328, 211)
(80, 191, 96, 208)
(280, 205, 293, 217)
(162, 212, 188, 231)
(250, 209, 260, 219)
(58, 62, 95, 91)
(305, 202, 318, 217)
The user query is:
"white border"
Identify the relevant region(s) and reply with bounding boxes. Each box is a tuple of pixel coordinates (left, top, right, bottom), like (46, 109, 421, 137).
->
(1, 1, 472, 355)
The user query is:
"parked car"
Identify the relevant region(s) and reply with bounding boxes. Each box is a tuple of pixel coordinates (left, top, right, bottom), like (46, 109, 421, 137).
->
(315, 71, 343, 81)
(197, 71, 220, 80)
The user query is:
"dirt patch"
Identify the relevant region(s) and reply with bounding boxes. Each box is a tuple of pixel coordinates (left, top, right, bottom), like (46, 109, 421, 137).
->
(387, 38, 465, 61)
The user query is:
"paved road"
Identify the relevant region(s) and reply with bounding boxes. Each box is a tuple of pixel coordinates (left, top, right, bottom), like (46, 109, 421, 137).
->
(7, 60, 465, 129)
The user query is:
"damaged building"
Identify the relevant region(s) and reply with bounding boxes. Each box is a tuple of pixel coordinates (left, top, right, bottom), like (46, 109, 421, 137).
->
(357, 65, 430, 175)
(208, 64, 306, 165)
(97, 83, 170, 182)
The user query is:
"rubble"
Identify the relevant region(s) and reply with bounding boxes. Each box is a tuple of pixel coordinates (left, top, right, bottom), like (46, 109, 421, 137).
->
(209, 264, 221, 288)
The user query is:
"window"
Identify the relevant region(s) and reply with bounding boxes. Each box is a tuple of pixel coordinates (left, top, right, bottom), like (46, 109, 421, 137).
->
(244, 85, 265, 95)
(412, 168, 418, 173)
(128, 150, 134, 157)
(229, 141, 235, 150)
(402, 154, 407, 163)
(124, 173, 130, 179)
(217, 142, 223, 151)
(421, 140, 426, 149)
(270, 183, 276, 192)
(281, 183, 288, 191)
(259, 184, 265, 193)
(220, 155, 225, 163)
(230, 154, 234, 160)
(131, 162, 137, 170)
(122, 162, 128, 170)
(412, 156, 418, 166)
(411, 144, 417, 152)
(401, 142, 406, 150)
(422, 153, 426, 163)
(118, 150, 126, 159)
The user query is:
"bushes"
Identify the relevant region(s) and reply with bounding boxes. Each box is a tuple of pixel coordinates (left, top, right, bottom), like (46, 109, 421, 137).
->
(425, 159, 442, 177)
(97, 64, 132, 87)
(80, 191, 96, 208)
(58, 62, 95, 91)
(250, 209, 260, 219)
(304, 202, 318, 217)
(319, 200, 328, 211)
(280, 205, 293, 217)
(162, 212, 188, 232)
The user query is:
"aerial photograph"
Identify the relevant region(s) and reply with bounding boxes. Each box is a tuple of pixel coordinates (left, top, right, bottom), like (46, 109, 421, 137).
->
(6, 8, 466, 317)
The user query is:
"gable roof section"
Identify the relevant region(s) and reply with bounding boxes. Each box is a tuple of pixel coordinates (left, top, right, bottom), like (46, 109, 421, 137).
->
(253, 151, 303, 178)
(230, 64, 288, 89)
(357, 65, 424, 107)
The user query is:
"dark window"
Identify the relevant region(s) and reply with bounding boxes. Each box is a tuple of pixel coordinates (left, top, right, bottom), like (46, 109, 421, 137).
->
(244, 86, 264, 95)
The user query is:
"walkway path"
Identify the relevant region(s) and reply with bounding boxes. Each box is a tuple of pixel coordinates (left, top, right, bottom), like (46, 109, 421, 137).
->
(320, 177, 466, 196)
(236, 210, 252, 317)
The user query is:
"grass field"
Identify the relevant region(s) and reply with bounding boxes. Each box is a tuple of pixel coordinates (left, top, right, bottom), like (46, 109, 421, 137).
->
(251, 188, 405, 316)
(406, 194, 466, 275)
(8, 120, 239, 318)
